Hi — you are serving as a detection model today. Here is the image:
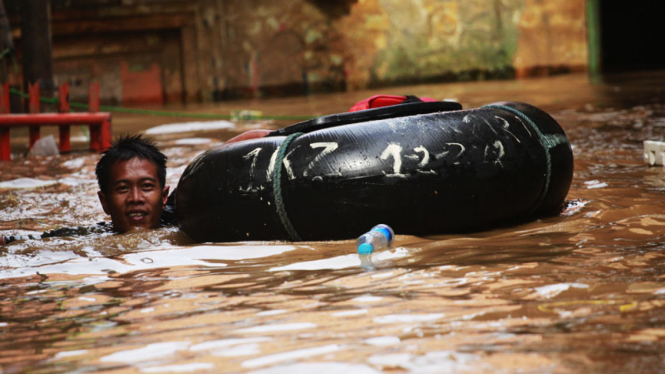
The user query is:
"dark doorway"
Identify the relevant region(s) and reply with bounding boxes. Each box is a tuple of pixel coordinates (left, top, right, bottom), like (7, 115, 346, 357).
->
(600, 1, 665, 73)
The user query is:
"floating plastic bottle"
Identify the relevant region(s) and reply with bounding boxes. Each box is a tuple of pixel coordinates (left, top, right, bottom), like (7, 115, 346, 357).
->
(356, 224, 394, 255)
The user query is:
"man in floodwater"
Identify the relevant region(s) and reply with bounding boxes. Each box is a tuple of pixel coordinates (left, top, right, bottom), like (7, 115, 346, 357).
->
(0, 134, 173, 245)
(95, 134, 170, 232)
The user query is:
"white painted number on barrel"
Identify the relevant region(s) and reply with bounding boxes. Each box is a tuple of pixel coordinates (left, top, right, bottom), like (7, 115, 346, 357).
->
(243, 148, 262, 173)
(484, 140, 505, 167)
(494, 116, 521, 143)
(413, 146, 430, 167)
(304, 142, 339, 177)
(436, 142, 465, 164)
(380, 143, 406, 178)
(241, 147, 262, 191)
(266, 149, 279, 182)
(282, 147, 300, 180)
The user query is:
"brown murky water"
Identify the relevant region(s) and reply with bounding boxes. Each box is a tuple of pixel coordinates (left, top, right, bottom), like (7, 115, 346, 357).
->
(2, 72, 665, 373)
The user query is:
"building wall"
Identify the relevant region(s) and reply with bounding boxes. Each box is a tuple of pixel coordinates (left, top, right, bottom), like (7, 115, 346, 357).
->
(7, 0, 588, 105)
(513, 0, 588, 77)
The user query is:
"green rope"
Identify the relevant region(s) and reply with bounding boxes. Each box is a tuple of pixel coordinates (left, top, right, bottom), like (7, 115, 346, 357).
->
(8, 87, 314, 121)
(272, 132, 304, 241)
(483, 104, 569, 215)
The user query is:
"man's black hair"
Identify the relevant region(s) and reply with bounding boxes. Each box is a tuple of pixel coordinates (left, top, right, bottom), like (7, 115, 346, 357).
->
(96, 134, 167, 194)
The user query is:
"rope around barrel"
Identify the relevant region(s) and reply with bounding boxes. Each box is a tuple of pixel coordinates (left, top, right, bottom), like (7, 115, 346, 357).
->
(271, 132, 305, 241)
(482, 104, 569, 216)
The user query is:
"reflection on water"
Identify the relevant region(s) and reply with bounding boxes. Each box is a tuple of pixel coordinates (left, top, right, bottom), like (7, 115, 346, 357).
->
(2, 72, 665, 373)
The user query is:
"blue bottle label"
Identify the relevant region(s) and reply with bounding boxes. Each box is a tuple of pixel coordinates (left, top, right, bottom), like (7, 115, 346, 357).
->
(374, 226, 393, 242)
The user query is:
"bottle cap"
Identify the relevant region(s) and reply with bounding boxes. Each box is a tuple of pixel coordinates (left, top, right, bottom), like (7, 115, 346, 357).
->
(358, 243, 373, 255)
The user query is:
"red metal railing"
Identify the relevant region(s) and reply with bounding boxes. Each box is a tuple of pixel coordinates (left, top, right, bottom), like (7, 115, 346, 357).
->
(0, 81, 112, 161)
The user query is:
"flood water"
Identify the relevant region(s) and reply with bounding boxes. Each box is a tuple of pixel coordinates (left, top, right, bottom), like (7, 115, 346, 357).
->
(2, 72, 665, 373)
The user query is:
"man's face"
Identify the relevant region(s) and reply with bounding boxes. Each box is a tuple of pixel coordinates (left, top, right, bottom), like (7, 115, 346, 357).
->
(97, 158, 169, 233)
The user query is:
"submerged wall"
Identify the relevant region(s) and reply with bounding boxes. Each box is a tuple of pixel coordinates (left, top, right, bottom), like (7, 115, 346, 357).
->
(6, 0, 588, 105)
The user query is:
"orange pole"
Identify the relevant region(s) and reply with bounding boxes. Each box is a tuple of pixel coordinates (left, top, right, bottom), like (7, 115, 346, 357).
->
(0, 83, 9, 114)
(0, 128, 9, 161)
(58, 82, 71, 152)
(101, 119, 112, 150)
(0, 83, 9, 160)
(89, 124, 101, 151)
(58, 82, 69, 112)
(89, 81, 100, 112)
(0, 113, 111, 125)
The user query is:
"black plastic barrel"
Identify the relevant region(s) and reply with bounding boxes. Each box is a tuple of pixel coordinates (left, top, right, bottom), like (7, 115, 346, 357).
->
(176, 101, 573, 242)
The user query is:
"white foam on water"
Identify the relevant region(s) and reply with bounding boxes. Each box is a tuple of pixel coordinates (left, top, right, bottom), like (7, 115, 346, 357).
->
(373, 313, 444, 324)
(585, 180, 608, 189)
(54, 350, 88, 359)
(100, 342, 191, 364)
(163, 244, 297, 261)
(0, 176, 93, 189)
(62, 157, 86, 169)
(561, 199, 589, 216)
(213, 343, 262, 357)
(145, 121, 235, 134)
(190, 337, 271, 352)
(59, 177, 96, 186)
(82, 276, 112, 285)
(367, 353, 413, 367)
(0, 245, 297, 278)
(78, 297, 96, 302)
(270, 248, 409, 271)
(655, 288, 665, 294)
(247, 362, 380, 374)
(368, 351, 481, 372)
(173, 138, 214, 145)
(241, 344, 340, 368)
(1, 250, 81, 269)
(351, 295, 383, 303)
(0, 178, 57, 189)
(270, 254, 357, 271)
(371, 271, 394, 278)
(237, 322, 317, 334)
(331, 309, 368, 317)
(364, 336, 401, 346)
(256, 310, 287, 316)
(0, 322, 8, 327)
(0, 248, 225, 278)
(533, 283, 589, 298)
(140, 363, 215, 373)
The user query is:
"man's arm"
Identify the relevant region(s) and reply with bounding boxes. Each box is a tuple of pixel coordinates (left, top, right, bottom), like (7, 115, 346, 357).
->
(1, 223, 112, 245)
(1, 232, 46, 245)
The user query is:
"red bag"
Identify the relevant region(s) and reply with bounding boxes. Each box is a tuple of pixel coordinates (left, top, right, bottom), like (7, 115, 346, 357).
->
(349, 95, 438, 112)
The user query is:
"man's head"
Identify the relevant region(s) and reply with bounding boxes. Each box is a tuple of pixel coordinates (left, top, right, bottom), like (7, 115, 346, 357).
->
(96, 134, 169, 233)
